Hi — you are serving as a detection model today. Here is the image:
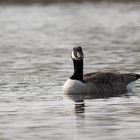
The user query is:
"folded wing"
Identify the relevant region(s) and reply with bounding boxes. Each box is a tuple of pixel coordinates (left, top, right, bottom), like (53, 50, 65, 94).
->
(83, 72, 140, 85)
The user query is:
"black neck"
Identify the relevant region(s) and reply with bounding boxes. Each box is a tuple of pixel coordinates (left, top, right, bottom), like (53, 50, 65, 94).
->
(71, 59, 83, 81)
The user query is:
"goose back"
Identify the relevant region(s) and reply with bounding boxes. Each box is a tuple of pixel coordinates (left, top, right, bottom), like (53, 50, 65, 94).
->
(83, 72, 140, 94)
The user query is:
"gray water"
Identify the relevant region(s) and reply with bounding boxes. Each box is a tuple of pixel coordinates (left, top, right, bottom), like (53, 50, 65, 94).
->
(0, 2, 140, 140)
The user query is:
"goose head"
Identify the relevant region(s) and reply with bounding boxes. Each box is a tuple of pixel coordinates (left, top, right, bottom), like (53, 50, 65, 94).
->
(72, 46, 84, 61)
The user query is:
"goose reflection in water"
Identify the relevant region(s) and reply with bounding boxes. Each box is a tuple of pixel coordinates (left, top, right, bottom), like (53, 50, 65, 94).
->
(63, 90, 132, 113)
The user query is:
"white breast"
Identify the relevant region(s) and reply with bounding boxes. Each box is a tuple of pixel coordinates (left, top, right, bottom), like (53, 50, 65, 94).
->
(63, 79, 86, 94)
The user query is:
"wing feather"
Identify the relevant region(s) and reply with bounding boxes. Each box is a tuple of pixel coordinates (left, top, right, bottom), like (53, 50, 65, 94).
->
(83, 72, 139, 85)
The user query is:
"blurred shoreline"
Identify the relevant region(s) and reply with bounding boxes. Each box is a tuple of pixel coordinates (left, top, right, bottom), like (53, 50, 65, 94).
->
(0, 0, 140, 5)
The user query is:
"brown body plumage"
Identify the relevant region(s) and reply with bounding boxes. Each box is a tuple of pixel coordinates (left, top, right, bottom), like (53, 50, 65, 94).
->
(83, 72, 139, 96)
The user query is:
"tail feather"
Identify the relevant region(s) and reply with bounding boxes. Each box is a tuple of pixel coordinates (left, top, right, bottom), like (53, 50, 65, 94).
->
(136, 74, 140, 79)
(129, 73, 140, 80)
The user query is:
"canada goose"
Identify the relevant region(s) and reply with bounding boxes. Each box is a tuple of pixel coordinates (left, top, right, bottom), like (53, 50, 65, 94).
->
(63, 46, 140, 99)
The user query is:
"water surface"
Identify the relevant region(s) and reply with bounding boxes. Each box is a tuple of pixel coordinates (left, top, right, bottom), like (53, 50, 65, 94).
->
(0, 2, 140, 140)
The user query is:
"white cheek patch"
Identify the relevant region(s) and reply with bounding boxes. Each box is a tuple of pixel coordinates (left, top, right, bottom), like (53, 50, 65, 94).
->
(72, 51, 79, 60)
(77, 52, 81, 58)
